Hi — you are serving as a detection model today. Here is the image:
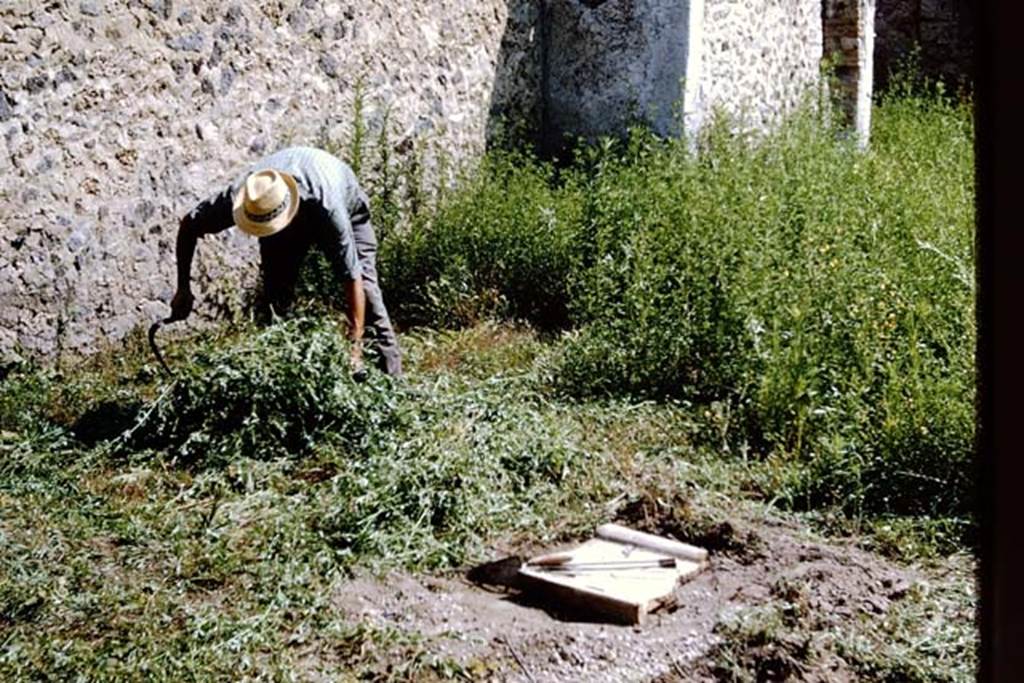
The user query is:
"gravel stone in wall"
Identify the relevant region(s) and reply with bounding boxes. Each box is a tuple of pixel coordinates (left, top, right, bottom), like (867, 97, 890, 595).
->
(0, 0, 541, 360)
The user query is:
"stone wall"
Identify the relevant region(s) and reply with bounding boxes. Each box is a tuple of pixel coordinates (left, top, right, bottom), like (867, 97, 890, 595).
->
(2, 0, 843, 361)
(0, 0, 541, 360)
(874, 0, 974, 88)
(697, 0, 823, 132)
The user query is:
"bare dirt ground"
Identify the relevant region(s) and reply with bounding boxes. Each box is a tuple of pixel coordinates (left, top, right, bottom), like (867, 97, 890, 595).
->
(335, 504, 940, 682)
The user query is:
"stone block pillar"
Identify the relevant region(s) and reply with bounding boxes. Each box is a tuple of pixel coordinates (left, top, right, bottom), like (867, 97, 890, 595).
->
(542, 0, 704, 148)
(823, 0, 877, 147)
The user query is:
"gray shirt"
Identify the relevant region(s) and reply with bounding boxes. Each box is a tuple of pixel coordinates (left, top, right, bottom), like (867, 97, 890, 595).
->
(184, 146, 366, 279)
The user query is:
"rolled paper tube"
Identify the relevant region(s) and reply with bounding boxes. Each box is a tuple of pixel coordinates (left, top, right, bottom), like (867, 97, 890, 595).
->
(595, 523, 709, 563)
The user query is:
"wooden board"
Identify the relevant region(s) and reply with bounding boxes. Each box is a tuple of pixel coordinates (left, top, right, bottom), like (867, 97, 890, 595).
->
(517, 526, 707, 625)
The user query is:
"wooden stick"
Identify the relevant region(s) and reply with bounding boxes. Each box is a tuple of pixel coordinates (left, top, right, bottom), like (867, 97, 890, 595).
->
(526, 552, 573, 567)
(595, 523, 709, 563)
(537, 558, 678, 571)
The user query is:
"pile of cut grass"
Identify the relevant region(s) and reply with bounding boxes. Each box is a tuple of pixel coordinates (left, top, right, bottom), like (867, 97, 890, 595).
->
(116, 318, 401, 470)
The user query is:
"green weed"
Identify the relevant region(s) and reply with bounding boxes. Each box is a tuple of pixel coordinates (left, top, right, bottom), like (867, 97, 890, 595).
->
(379, 148, 583, 330)
(373, 76, 975, 524)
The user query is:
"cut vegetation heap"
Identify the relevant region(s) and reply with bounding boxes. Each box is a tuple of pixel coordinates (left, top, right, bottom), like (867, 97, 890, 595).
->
(119, 320, 402, 470)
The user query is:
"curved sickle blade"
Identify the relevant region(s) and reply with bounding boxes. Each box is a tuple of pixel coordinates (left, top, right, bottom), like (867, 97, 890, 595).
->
(148, 320, 175, 378)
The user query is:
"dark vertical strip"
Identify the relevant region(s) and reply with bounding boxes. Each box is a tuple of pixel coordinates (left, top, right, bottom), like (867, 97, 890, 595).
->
(912, 0, 920, 56)
(538, 0, 553, 157)
(976, 0, 1024, 680)
(974, 0, 990, 676)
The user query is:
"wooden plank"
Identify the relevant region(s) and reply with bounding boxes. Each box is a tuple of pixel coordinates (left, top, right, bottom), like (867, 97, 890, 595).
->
(517, 532, 707, 625)
(517, 567, 650, 625)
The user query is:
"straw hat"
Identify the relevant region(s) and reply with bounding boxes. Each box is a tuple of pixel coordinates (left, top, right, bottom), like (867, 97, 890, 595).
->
(232, 169, 300, 237)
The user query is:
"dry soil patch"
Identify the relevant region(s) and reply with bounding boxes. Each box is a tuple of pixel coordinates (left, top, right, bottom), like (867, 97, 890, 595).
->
(334, 510, 924, 681)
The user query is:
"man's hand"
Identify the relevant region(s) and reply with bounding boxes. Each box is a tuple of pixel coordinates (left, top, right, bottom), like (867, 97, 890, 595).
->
(174, 218, 200, 320)
(350, 340, 367, 382)
(169, 288, 194, 322)
(344, 278, 367, 381)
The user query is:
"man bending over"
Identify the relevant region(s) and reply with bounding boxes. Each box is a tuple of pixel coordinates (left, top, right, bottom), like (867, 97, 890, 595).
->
(170, 146, 403, 377)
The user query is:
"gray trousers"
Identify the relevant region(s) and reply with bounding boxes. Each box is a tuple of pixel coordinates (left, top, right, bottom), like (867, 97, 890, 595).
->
(349, 210, 403, 377)
(257, 200, 403, 377)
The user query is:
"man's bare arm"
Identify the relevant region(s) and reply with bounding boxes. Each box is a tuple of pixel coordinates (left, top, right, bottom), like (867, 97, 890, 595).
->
(345, 277, 366, 371)
(170, 218, 199, 321)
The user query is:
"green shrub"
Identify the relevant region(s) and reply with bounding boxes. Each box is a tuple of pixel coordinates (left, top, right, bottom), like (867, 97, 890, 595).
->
(371, 80, 974, 520)
(378, 148, 584, 330)
(553, 83, 974, 517)
(555, 123, 759, 401)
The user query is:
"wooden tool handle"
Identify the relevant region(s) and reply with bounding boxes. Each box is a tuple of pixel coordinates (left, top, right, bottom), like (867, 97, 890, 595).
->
(595, 523, 708, 563)
(526, 552, 573, 567)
